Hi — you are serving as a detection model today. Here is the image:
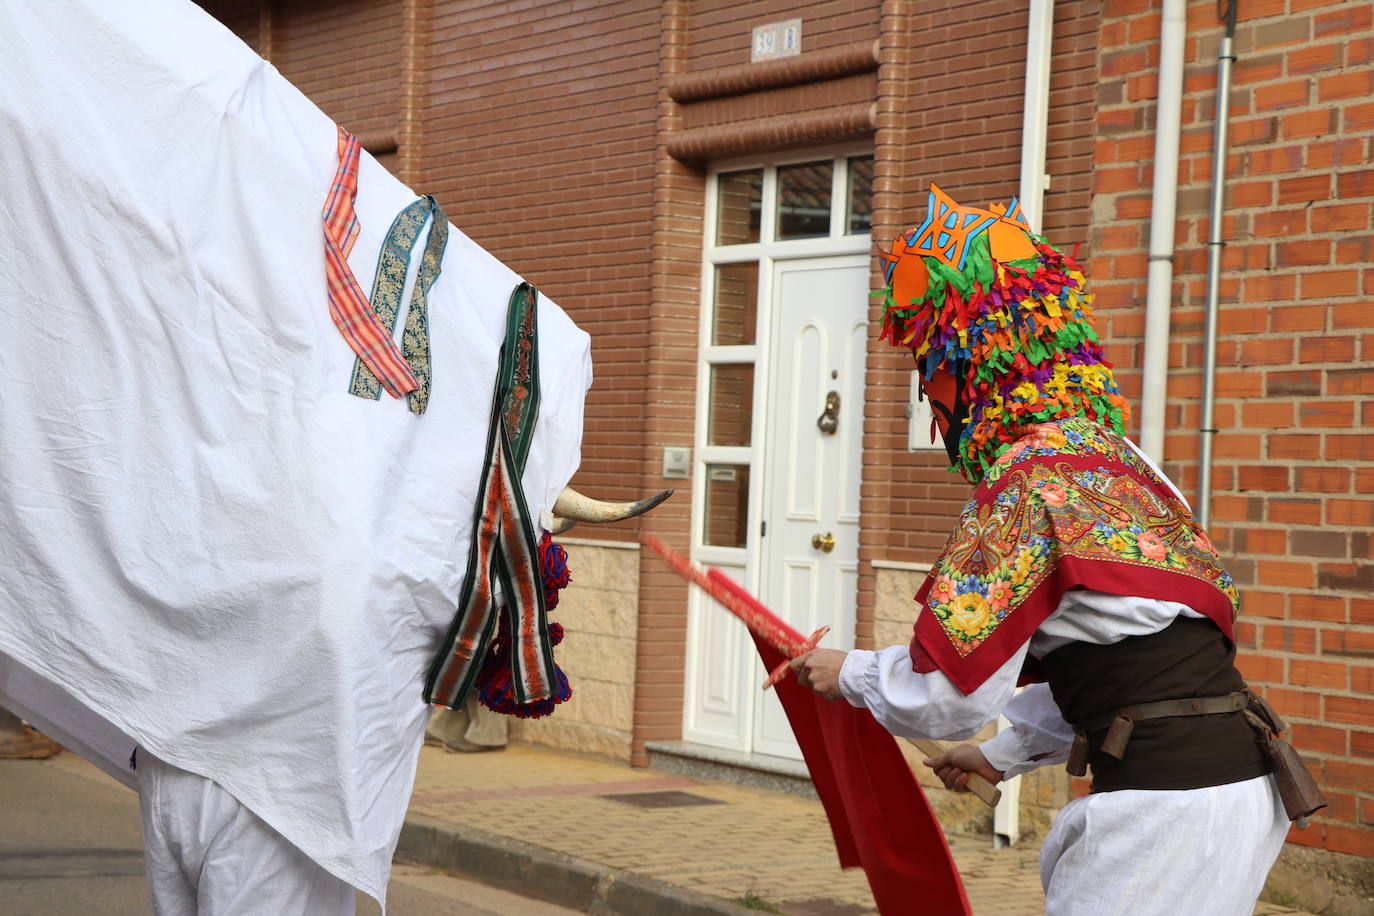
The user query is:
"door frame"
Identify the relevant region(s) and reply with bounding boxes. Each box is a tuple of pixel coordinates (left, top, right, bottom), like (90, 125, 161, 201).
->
(682, 144, 872, 754)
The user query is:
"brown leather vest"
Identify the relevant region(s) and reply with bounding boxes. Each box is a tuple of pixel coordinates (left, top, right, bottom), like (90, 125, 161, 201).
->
(1039, 615, 1269, 792)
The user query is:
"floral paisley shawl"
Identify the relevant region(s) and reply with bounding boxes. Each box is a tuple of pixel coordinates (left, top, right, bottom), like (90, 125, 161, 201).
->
(909, 417, 1240, 695)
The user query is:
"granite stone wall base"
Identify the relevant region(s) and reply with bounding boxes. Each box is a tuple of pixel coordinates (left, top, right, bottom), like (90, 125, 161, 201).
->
(1263, 844, 1374, 916)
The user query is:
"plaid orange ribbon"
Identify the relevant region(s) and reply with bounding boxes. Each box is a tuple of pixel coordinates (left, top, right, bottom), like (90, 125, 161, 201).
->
(323, 126, 418, 398)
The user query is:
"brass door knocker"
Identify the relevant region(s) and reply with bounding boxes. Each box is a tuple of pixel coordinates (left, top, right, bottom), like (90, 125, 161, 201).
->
(816, 390, 840, 435)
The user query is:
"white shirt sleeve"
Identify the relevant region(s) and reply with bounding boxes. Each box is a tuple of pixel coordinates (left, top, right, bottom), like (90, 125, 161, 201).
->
(837, 640, 1028, 741)
(840, 583, 1199, 753)
(1029, 590, 1202, 657)
(978, 682, 1076, 779)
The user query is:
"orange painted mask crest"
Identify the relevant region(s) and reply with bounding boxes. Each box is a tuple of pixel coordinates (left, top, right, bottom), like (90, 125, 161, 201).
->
(987, 199, 1036, 262)
(880, 234, 931, 308)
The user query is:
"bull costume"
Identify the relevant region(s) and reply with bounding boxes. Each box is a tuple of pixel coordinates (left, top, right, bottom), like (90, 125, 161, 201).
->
(791, 185, 1322, 914)
(0, 2, 664, 912)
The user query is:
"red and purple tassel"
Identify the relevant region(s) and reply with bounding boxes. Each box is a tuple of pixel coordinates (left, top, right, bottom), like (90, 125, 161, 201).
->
(475, 534, 574, 719)
(541, 533, 571, 610)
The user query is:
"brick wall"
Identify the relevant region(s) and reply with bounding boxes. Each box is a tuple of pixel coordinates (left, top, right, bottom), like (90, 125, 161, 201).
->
(269, 0, 402, 150)
(196, 0, 405, 168)
(1092, 0, 1374, 863)
(686, 0, 879, 70)
(420, 1, 663, 520)
(198, 0, 258, 46)
(631, 0, 700, 764)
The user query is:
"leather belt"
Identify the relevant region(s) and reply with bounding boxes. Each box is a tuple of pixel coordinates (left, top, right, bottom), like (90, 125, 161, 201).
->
(1067, 690, 1251, 776)
(1064, 687, 1326, 823)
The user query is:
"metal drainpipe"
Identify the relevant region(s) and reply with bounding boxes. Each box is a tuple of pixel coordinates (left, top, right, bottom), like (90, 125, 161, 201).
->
(993, 0, 1054, 851)
(1198, 0, 1240, 530)
(1138, 0, 1188, 464)
(1017, 0, 1054, 234)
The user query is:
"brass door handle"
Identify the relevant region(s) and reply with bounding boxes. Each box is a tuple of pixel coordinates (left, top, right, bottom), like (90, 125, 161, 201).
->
(816, 390, 840, 435)
(811, 532, 835, 553)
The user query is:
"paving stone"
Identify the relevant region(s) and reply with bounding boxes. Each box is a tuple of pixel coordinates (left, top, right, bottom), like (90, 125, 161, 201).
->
(404, 744, 1317, 916)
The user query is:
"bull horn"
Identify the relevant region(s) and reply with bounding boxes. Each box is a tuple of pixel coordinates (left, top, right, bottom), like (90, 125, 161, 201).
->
(553, 487, 674, 523)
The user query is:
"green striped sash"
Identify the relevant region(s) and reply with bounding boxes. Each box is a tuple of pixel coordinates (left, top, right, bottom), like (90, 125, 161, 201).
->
(424, 283, 555, 709)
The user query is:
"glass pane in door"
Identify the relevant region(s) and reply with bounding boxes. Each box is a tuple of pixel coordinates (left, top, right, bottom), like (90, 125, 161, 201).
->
(703, 465, 750, 548)
(777, 161, 832, 239)
(712, 262, 758, 346)
(708, 364, 754, 446)
(716, 170, 763, 245)
(847, 155, 874, 235)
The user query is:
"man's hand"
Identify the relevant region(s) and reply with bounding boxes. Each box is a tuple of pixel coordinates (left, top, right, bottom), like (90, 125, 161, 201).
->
(922, 744, 1006, 793)
(788, 648, 848, 701)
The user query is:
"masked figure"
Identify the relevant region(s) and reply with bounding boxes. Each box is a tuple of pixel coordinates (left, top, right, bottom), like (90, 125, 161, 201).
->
(791, 185, 1321, 916)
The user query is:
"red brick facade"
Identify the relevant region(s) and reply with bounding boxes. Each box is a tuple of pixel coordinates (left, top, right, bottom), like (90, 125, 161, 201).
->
(1091, 0, 1374, 861)
(202, 0, 1372, 865)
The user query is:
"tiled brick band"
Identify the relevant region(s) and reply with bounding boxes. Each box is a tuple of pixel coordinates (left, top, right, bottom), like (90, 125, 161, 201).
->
(356, 132, 398, 157)
(666, 102, 877, 162)
(666, 39, 879, 103)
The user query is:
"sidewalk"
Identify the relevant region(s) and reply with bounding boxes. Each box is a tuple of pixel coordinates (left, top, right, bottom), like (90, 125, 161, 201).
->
(399, 743, 1311, 916)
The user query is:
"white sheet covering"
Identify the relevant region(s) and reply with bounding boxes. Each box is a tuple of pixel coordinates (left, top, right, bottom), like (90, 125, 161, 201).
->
(0, 0, 591, 906)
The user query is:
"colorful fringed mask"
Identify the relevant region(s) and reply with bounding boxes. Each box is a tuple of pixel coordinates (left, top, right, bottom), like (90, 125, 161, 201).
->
(878, 184, 1131, 483)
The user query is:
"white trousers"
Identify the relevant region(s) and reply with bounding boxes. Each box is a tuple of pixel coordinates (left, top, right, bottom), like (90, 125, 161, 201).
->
(1041, 774, 1289, 915)
(136, 750, 356, 916)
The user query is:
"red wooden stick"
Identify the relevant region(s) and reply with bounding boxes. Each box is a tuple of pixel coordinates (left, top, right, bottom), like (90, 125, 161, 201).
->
(641, 533, 828, 689)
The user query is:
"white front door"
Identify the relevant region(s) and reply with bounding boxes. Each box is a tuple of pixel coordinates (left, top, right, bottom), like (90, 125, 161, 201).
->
(682, 151, 873, 757)
(752, 255, 868, 758)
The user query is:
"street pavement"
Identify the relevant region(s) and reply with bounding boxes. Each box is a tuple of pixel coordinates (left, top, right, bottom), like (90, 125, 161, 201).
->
(402, 743, 1314, 916)
(0, 752, 147, 915)
(0, 753, 575, 916)
(1, 745, 1315, 915)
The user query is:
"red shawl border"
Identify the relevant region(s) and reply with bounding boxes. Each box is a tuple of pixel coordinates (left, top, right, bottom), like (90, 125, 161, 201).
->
(909, 450, 1236, 697)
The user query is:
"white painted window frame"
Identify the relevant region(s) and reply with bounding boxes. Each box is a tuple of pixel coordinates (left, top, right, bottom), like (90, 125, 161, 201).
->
(682, 142, 873, 750)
